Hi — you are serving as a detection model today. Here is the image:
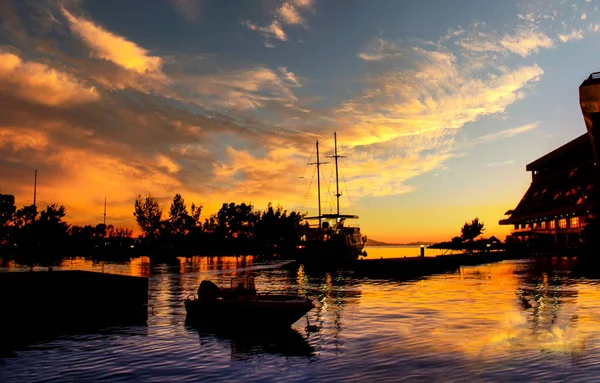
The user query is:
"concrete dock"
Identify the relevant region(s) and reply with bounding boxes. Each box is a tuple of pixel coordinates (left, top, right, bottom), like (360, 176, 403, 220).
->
(0, 270, 148, 350)
(352, 252, 520, 279)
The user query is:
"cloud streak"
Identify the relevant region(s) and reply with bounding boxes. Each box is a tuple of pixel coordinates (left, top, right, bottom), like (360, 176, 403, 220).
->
(61, 7, 163, 76)
(478, 122, 541, 143)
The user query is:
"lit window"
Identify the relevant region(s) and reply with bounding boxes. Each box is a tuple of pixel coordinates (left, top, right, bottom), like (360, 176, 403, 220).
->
(570, 217, 579, 228)
(541, 221, 546, 229)
(532, 222, 538, 229)
(550, 220, 556, 229)
(559, 218, 567, 229)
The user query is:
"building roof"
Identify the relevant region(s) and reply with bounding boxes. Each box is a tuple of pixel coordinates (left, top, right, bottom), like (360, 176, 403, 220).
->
(500, 172, 596, 224)
(526, 133, 591, 171)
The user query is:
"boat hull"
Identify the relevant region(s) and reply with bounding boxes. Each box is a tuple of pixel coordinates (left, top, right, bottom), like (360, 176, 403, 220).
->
(184, 295, 314, 328)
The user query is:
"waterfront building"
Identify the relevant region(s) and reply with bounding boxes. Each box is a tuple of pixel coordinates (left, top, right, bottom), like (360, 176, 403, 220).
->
(499, 73, 600, 249)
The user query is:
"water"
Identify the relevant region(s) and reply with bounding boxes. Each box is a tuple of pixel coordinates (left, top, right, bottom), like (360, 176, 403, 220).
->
(364, 244, 441, 259)
(2, 255, 600, 382)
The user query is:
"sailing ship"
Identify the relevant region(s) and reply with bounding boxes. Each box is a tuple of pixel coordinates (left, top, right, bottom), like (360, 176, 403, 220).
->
(297, 132, 367, 264)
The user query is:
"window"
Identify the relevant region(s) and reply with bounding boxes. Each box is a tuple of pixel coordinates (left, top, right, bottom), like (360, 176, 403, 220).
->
(559, 218, 567, 229)
(550, 220, 556, 229)
(541, 221, 546, 229)
(570, 217, 580, 228)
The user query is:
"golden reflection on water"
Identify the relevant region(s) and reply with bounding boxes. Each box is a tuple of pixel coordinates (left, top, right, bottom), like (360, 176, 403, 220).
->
(355, 260, 592, 360)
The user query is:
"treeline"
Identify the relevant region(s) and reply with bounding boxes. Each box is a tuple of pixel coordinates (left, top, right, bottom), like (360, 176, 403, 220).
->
(0, 192, 307, 259)
(0, 194, 135, 258)
(133, 194, 306, 257)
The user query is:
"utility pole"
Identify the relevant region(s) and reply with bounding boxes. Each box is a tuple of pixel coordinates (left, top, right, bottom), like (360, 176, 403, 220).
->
(33, 169, 37, 209)
(103, 197, 107, 226)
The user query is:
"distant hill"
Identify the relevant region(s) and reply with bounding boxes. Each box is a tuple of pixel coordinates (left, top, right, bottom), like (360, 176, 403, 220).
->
(366, 239, 395, 246)
(366, 239, 435, 246)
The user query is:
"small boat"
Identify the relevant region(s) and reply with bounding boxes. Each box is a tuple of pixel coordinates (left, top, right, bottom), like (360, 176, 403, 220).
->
(297, 132, 367, 265)
(184, 276, 314, 328)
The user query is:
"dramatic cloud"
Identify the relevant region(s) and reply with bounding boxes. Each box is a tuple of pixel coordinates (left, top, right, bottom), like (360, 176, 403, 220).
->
(0, 52, 99, 106)
(61, 7, 163, 76)
(0, 0, 590, 235)
(338, 33, 546, 198)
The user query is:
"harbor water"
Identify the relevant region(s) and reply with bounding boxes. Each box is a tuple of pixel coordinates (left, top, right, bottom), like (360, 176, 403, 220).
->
(2, 249, 600, 382)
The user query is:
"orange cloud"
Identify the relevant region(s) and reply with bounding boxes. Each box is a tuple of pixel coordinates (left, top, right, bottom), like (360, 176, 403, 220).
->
(0, 127, 50, 151)
(61, 7, 163, 76)
(0, 52, 99, 106)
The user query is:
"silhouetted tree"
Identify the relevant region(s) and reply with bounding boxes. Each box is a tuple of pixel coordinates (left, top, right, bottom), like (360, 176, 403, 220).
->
(0, 194, 16, 228)
(461, 217, 484, 253)
(190, 203, 202, 228)
(12, 204, 38, 229)
(255, 203, 305, 256)
(107, 224, 115, 238)
(168, 194, 192, 236)
(94, 223, 107, 238)
(33, 204, 69, 250)
(134, 194, 163, 241)
(114, 227, 133, 238)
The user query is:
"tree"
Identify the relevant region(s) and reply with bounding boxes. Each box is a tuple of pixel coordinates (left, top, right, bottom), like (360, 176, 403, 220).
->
(12, 204, 38, 228)
(94, 223, 107, 238)
(461, 217, 484, 252)
(0, 194, 16, 228)
(35, 204, 70, 248)
(114, 227, 133, 239)
(133, 194, 163, 240)
(106, 224, 115, 238)
(190, 203, 202, 228)
(168, 194, 191, 236)
(37, 204, 67, 227)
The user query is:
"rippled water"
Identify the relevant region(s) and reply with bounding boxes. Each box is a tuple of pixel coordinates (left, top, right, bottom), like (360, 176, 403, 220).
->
(2, 255, 600, 382)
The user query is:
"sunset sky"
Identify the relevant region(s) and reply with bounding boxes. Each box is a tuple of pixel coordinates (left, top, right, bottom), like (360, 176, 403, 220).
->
(1, 0, 600, 243)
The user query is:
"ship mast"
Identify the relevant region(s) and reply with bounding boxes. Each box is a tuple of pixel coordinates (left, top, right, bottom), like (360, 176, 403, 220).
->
(308, 140, 327, 235)
(329, 132, 345, 216)
(316, 140, 321, 229)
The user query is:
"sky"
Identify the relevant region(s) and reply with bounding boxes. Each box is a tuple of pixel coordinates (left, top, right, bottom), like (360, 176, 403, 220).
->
(1, 0, 600, 243)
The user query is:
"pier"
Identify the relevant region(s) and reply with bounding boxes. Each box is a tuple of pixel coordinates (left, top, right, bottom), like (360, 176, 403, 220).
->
(351, 252, 524, 279)
(0, 270, 148, 350)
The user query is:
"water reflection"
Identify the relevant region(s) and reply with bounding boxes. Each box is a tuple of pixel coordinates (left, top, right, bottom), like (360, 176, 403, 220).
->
(186, 324, 315, 359)
(4, 256, 600, 382)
